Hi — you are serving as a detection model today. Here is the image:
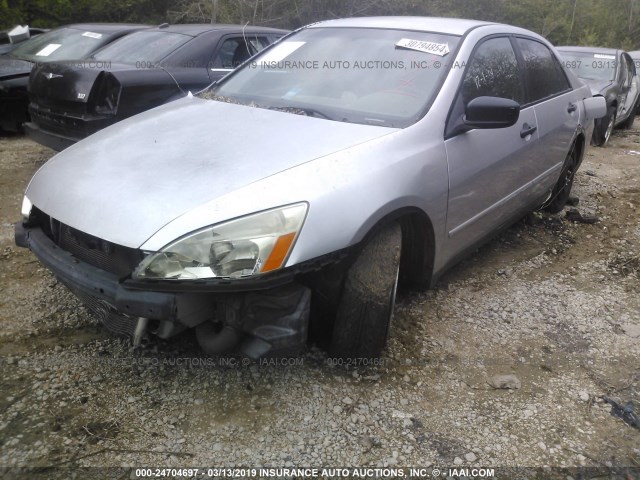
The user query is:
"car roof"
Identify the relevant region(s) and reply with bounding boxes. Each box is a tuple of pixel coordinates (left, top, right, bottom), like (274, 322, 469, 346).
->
(308, 17, 496, 36)
(141, 24, 289, 36)
(62, 23, 149, 33)
(557, 46, 622, 56)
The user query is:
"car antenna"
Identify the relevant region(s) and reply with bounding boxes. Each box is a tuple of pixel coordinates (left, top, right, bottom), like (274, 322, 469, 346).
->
(158, 64, 187, 97)
(154, 23, 184, 95)
(241, 21, 254, 59)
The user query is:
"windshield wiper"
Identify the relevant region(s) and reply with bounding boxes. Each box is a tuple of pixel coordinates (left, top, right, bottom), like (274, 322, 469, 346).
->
(199, 92, 250, 105)
(199, 94, 336, 121)
(269, 105, 334, 120)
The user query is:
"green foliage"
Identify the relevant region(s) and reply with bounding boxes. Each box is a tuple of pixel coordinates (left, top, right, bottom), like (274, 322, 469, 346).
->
(1, 0, 173, 28)
(2, 0, 640, 50)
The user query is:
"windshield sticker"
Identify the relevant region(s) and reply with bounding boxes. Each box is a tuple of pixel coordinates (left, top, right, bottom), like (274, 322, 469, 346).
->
(396, 38, 450, 56)
(256, 41, 306, 65)
(594, 54, 616, 60)
(35, 44, 62, 56)
(82, 31, 103, 39)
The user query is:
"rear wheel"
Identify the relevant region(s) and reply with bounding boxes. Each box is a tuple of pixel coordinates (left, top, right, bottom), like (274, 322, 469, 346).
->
(544, 142, 579, 213)
(329, 222, 402, 359)
(592, 107, 616, 146)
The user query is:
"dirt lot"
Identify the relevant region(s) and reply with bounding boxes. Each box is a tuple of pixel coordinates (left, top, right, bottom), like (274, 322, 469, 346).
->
(0, 131, 639, 479)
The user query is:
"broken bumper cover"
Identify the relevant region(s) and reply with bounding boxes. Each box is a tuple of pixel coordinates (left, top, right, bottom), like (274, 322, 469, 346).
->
(25, 103, 115, 151)
(15, 223, 311, 358)
(24, 121, 81, 152)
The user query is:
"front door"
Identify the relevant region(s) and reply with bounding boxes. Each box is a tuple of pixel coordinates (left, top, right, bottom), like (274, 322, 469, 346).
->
(444, 36, 538, 254)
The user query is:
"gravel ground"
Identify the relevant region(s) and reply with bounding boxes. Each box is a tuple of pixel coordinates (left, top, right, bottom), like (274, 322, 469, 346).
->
(0, 131, 639, 479)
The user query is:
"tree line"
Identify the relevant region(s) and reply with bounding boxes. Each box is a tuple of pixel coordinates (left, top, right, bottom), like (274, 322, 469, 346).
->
(2, 0, 639, 50)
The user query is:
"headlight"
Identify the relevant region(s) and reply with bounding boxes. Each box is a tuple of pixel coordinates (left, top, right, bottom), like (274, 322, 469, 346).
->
(133, 203, 308, 280)
(21, 196, 32, 221)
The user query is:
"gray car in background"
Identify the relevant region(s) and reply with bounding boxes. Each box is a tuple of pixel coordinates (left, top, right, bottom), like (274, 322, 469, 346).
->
(558, 46, 640, 145)
(16, 17, 605, 360)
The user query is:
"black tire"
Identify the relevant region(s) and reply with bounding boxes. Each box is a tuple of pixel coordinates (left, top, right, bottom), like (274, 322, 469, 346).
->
(307, 262, 347, 349)
(544, 142, 579, 214)
(329, 222, 402, 359)
(592, 107, 616, 146)
(619, 110, 636, 129)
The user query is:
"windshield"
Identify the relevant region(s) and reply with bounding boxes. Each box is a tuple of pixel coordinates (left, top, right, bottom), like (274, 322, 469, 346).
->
(559, 51, 617, 81)
(10, 27, 108, 62)
(205, 27, 460, 127)
(92, 31, 190, 65)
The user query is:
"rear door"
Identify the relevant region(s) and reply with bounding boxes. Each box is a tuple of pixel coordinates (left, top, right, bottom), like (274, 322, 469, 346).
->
(444, 36, 539, 253)
(515, 37, 577, 192)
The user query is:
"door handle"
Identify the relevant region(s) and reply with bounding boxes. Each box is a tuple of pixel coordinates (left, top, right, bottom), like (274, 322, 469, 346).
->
(567, 103, 577, 113)
(520, 123, 537, 138)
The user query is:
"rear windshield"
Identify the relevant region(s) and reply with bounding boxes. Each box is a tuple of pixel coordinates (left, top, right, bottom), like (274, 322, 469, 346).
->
(559, 51, 617, 81)
(10, 27, 109, 61)
(92, 31, 190, 64)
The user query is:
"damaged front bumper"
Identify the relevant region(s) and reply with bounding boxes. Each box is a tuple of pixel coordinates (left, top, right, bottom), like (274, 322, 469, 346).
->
(15, 222, 311, 359)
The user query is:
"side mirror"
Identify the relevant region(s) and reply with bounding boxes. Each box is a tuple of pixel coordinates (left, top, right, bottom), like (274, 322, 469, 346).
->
(463, 96, 520, 129)
(583, 95, 607, 120)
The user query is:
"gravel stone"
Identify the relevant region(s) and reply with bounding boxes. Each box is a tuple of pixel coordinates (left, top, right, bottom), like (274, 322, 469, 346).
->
(488, 374, 522, 390)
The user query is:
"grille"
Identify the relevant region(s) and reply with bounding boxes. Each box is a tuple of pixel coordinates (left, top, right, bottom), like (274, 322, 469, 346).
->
(66, 282, 138, 338)
(58, 225, 142, 277)
(35, 210, 143, 277)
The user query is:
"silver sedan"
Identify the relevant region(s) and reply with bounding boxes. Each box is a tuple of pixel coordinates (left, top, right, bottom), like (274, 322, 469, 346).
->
(16, 17, 605, 360)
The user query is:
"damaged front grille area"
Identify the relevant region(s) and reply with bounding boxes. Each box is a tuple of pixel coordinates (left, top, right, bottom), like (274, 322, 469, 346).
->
(32, 208, 143, 277)
(65, 282, 139, 338)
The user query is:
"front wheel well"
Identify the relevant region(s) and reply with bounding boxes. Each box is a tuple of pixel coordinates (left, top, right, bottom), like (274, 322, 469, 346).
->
(304, 208, 436, 350)
(334, 209, 437, 290)
(362, 209, 435, 290)
(304, 208, 436, 314)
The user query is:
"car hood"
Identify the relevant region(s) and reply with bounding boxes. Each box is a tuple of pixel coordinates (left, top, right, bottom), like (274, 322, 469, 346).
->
(0, 55, 32, 80)
(579, 78, 614, 96)
(26, 96, 396, 248)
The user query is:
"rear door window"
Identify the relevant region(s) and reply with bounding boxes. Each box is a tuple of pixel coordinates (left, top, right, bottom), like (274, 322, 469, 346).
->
(92, 31, 191, 65)
(516, 38, 570, 103)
